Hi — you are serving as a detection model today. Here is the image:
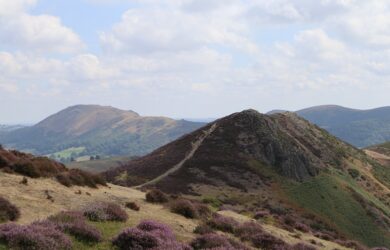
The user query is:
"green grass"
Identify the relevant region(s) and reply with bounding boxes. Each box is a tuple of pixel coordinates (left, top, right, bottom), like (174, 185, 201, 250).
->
(0, 244, 6, 250)
(283, 172, 390, 248)
(49, 147, 86, 159)
(66, 156, 135, 173)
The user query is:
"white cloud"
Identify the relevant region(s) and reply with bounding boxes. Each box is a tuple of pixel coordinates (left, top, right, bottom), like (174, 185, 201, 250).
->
(3, 0, 390, 123)
(328, 1, 390, 49)
(100, 3, 258, 55)
(0, 0, 84, 54)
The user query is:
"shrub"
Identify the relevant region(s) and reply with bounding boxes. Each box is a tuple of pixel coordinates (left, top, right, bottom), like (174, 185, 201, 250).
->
(56, 169, 106, 188)
(48, 211, 102, 243)
(48, 211, 84, 224)
(125, 202, 140, 211)
(314, 232, 334, 241)
(194, 224, 214, 235)
(194, 202, 212, 218)
(348, 168, 360, 179)
(294, 222, 311, 233)
(335, 239, 367, 250)
(145, 189, 169, 203)
(250, 232, 290, 249)
(112, 220, 190, 250)
(254, 210, 270, 219)
(170, 199, 199, 219)
(12, 161, 40, 178)
(113, 228, 160, 249)
(235, 221, 264, 241)
(0, 155, 8, 168)
(291, 243, 316, 250)
(137, 220, 174, 236)
(206, 214, 239, 234)
(0, 222, 72, 250)
(191, 233, 249, 250)
(83, 202, 128, 222)
(62, 221, 102, 242)
(20, 177, 28, 185)
(0, 196, 20, 222)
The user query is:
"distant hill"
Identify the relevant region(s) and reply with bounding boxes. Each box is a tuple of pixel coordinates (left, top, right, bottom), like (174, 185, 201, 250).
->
(105, 109, 390, 247)
(0, 105, 205, 160)
(268, 105, 390, 148)
(0, 124, 26, 133)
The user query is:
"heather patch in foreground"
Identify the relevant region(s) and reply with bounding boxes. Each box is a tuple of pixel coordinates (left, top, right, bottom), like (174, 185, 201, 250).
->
(112, 220, 191, 250)
(48, 211, 102, 243)
(83, 202, 128, 222)
(0, 197, 20, 223)
(0, 222, 72, 250)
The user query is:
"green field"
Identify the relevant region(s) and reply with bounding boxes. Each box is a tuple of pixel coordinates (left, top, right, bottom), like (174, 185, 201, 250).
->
(66, 156, 136, 173)
(48, 147, 86, 160)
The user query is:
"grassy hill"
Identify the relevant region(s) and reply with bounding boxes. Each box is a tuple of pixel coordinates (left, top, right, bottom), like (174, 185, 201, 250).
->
(105, 109, 390, 248)
(0, 105, 205, 161)
(0, 171, 351, 250)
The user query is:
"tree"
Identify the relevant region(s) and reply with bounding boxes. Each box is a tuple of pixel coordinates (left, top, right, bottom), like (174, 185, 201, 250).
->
(95, 155, 101, 160)
(90, 156, 95, 161)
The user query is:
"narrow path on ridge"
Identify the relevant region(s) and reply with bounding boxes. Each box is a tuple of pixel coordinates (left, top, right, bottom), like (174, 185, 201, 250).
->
(136, 123, 217, 188)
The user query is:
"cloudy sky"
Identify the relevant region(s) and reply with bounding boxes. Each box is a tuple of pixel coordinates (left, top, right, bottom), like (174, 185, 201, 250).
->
(1, 0, 390, 123)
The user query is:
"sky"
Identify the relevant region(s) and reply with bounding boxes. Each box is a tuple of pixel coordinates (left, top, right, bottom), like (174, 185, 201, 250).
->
(1, 0, 390, 124)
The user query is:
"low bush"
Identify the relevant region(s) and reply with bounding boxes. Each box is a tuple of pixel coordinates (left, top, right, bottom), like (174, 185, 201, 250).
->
(291, 243, 316, 250)
(0, 155, 8, 168)
(112, 220, 190, 250)
(193, 224, 214, 235)
(170, 199, 199, 219)
(314, 232, 334, 241)
(0, 222, 72, 250)
(125, 202, 140, 211)
(48, 211, 102, 243)
(348, 168, 360, 179)
(254, 210, 270, 219)
(235, 221, 264, 241)
(0, 196, 20, 222)
(206, 214, 239, 234)
(191, 233, 249, 250)
(20, 177, 28, 185)
(12, 161, 40, 178)
(250, 232, 290, 249)
(335, 239, 367, 250)
(145, 189, 169, 203)
(83, 202, 128, 222)
(294, 222, 311, 233)
(56, 169, 106, 188)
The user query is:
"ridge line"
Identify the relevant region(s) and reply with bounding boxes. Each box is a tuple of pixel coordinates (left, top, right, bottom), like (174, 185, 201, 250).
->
(136, 123, 217, 188)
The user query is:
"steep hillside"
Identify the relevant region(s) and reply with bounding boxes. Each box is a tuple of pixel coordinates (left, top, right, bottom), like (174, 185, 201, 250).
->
(0, 171, 351, 250)
(105, 110, 390, 248)
(296, 105, 390, 148)
(0, 105, 205, 159)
